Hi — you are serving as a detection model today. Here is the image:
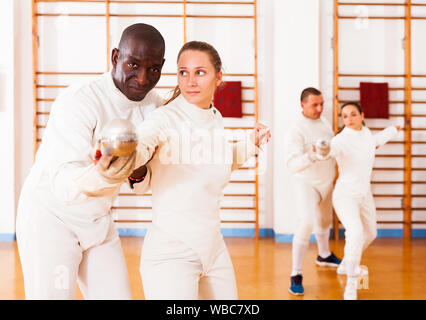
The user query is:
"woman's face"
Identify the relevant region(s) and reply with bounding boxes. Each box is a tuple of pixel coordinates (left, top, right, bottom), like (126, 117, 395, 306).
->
(177, 49, 222, 109)
(342, 104, 364, 130)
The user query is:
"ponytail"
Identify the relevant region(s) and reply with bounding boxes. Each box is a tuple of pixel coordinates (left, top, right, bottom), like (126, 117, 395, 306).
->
(164, 85, 181, 105)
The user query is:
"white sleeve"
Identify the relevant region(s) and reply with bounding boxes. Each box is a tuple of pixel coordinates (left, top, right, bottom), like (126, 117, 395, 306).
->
(46, 91, 121, 203)
(130, 166, 152, 195)
(285, 128, 316, 173)
(374, 126, 398, 147)
(329, 135, 344, 158)
(135, 109, 171, 168)
(231, 135, 260, 171)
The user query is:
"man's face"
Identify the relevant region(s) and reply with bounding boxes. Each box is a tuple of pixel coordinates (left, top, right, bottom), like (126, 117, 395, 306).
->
(111, 39, 165, 101)
(301, 94, 324, 119)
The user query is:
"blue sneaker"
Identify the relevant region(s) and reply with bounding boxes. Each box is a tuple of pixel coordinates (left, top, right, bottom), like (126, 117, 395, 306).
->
(289, 274, 304, 296)
(316, 252, 341, 267)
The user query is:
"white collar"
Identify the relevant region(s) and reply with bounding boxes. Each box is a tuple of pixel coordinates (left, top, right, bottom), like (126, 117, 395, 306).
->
(342, 126, 368, 135)
(299, 112, 324, 125)
(174, 94, 217, 122)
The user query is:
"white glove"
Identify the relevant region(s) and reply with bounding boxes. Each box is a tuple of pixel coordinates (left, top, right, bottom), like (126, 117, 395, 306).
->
(95, 144, 137, 184)
(250, 123, 271, 148)
(75, 144, 136, 198)
(315, 139, 331, 157)
(307, 145, 318, 162)
(311, 139, 331, 161)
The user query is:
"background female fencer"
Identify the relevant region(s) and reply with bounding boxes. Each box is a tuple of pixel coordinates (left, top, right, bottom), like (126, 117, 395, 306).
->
(133, 41, 271, 300)
(316, 101, 401, 300)
(285, 88, 341, 296)
(15, 24, 165, 299)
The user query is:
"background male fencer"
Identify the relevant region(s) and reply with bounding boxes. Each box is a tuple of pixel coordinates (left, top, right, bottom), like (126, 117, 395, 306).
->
(285, 87, 341, 296)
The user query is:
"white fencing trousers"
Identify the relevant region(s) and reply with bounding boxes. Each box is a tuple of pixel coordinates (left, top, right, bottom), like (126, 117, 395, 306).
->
(293, 180, 333, 244)
(16, 200, 132, 300)
(332, 191, 377, 262)
(140, 226, 238, 300)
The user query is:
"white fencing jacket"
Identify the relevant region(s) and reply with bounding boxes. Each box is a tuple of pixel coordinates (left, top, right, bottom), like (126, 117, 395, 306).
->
(285, 113, 336, 200)
(330, 126, 398, 198)
(134, 94, 259, 266)
(20, 72, 163, 224)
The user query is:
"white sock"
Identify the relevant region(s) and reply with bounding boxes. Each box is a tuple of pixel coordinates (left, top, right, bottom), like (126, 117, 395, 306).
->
(315, 230, 331, 258)
(291, 240, 309, 276)
(344, 276, 358, 300)
(346, 275, 358, 288)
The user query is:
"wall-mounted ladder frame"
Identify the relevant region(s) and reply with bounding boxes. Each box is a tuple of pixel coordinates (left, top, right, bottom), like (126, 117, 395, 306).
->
(333, 0, 426, 240)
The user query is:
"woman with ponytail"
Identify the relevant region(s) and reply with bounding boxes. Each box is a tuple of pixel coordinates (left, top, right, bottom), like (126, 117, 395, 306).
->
(133, 41, 271, 299)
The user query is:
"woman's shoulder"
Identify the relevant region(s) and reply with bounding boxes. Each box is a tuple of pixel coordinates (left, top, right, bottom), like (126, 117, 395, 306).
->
(331, 129, 346, 144)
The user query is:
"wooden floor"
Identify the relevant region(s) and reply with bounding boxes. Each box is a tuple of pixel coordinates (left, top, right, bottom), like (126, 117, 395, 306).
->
(1, 237, 425, 300)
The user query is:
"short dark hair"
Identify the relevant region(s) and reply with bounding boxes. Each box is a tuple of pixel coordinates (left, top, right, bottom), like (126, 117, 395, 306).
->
(301, 87, 322, 102)
(118, 23, 165, 52)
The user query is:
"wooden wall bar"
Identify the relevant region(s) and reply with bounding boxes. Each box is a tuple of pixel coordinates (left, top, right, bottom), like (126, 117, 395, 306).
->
(403, 0, 412, 239)
(333, 1, 426, 239)
(333, 0, 340, 241)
